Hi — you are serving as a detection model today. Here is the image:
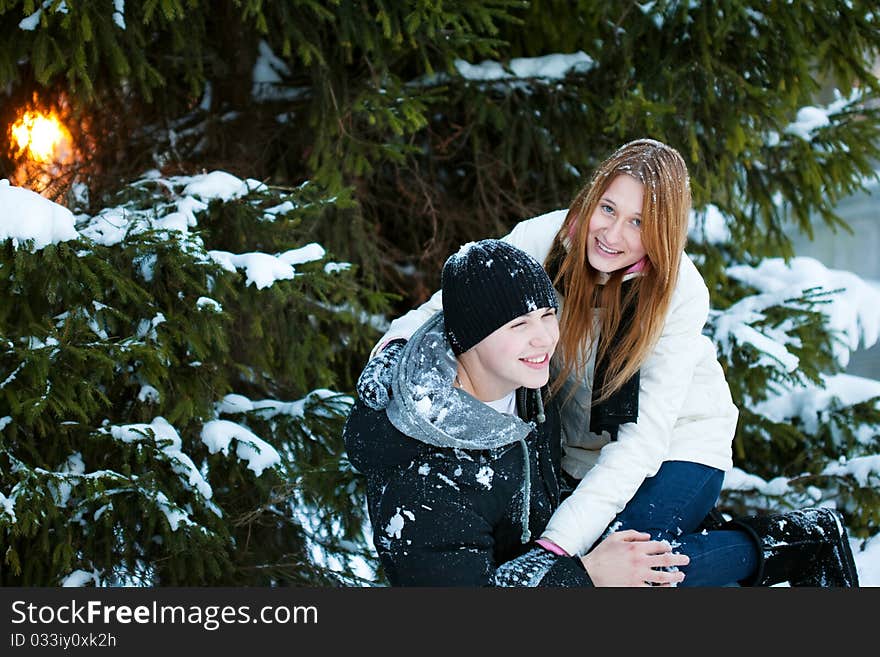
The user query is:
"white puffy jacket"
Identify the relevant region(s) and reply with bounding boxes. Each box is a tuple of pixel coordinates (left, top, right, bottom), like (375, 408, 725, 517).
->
(374, 209, 738, 556)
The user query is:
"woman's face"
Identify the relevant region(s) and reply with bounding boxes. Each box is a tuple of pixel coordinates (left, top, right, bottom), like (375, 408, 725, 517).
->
(461, 307, 559, 401)
(585, 174, 647, 273)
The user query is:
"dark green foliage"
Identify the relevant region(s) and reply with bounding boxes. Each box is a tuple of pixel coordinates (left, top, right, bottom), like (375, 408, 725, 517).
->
(2, 0, 880, 580)
(0, 177, 390, 585)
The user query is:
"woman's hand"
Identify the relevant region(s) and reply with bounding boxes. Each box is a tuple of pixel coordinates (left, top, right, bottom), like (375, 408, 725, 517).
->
(580, 529, 689, 587)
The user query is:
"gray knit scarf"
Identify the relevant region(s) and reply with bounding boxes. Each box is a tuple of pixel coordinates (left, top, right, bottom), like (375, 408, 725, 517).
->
(385, 312, 538, 542)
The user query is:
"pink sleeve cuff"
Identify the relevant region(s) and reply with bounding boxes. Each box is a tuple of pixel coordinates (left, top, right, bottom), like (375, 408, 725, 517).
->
(623, 255, 649, 274)
(536, 538, 569, 557)
(372, 337, 401, 357)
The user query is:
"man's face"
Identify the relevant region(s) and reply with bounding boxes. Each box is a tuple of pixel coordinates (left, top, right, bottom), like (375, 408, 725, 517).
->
(462, 307, 559, 401)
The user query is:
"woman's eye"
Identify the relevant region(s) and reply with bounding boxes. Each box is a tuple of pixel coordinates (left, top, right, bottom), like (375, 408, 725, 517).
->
(601, 204, 614, 214)
(631, 218, 642, 228)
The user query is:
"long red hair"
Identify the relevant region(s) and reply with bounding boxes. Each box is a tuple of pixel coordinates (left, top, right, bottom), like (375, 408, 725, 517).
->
(548, 138, 691, 402)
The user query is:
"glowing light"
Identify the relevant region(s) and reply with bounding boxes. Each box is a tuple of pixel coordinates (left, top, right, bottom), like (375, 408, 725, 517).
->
(11, 110, 70, 163)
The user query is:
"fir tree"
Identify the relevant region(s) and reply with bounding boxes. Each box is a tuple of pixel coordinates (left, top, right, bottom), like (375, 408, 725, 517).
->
(0, 174, 388, 585)
(2, 1, 880, 583)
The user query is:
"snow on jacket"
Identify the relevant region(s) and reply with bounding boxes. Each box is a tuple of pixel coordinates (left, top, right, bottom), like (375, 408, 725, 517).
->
(373, 209, 738, 557)
(345, 312, 592, 586)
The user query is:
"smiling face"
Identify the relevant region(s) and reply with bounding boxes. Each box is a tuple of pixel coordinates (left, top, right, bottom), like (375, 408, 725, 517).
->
(457, 307, 559, 402)
(585, 174, 647, 273)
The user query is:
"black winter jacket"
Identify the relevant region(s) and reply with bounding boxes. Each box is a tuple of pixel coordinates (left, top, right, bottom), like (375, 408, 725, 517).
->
(343, 313, 592, 587)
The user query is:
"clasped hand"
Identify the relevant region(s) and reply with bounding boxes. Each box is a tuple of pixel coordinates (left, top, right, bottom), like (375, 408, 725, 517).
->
(580, 530, 689, 587)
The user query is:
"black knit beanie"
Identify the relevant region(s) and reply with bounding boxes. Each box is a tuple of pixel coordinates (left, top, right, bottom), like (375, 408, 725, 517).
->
(441, 239, 559, 355)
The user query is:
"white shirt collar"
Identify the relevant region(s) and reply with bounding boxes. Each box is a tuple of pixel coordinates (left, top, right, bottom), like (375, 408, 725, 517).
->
(484, 390, 517, 415)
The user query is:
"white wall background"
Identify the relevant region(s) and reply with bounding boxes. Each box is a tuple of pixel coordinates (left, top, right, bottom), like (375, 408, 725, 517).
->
(788, 179, 880, 381)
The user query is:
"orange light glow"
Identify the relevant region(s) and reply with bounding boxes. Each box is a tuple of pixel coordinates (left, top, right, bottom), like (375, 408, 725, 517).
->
(11, 110, 70, 162)
(7, 101, 80, 200)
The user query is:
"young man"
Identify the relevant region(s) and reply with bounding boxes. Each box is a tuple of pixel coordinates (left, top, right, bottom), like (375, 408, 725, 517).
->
(344, 239, 688, 586)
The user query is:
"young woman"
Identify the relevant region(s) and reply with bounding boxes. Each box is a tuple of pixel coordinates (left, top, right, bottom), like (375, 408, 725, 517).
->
(357, 140, 859, 587)
(344, 239, 690, 586)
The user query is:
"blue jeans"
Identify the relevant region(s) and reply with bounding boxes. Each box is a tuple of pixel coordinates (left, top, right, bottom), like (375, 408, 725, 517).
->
(606, 460, 758, 587)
